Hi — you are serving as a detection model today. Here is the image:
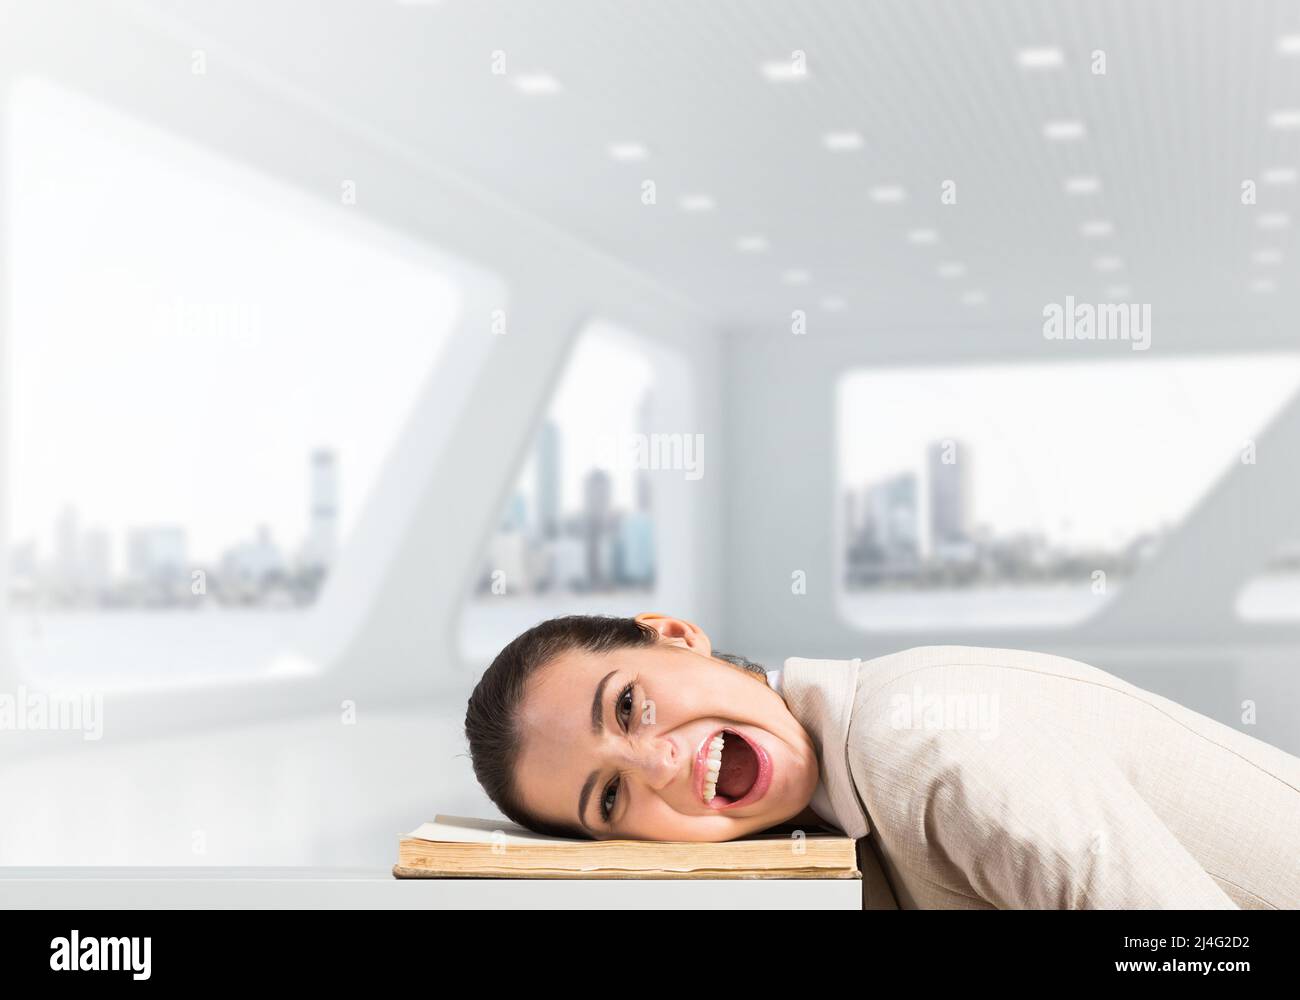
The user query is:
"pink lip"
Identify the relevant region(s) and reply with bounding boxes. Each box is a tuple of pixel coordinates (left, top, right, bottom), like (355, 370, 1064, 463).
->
(693, 726, 773, 811)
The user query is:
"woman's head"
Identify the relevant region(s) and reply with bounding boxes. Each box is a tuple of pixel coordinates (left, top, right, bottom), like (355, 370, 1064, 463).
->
(464, 612, 821, 841)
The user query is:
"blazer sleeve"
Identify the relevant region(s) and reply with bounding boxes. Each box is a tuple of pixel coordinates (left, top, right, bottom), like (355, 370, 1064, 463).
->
(918, 725, 1239, 909)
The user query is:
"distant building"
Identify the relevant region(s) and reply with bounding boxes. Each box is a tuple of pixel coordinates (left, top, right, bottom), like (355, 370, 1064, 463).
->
(928, 440, 972, 551)
(635, 391, 653, 514)
(501, 491, 528, 534)
(55, 506, 79, 590)
(844, 489, 862, 544)
(551, 533, 587, 590)
(615, 510, 655, 585)
(302, 449, 340, 570)
(845, 472, 920, 583)
(8, 540, 38, 602)
(866, 472, 919, 558)
(535, 421, 561, 539)
(221, 524, 285, 587)
(485, 531, 529, 595)
(79, 528, 112, 593)
(127, 525, 188, 584)
(9, 540, 37, 581)
(583, 468, 613, 587)
(592, 530, 616, 588)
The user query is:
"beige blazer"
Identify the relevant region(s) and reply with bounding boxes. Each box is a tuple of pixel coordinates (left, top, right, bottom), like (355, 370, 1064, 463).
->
(782, 646, 1300, 909)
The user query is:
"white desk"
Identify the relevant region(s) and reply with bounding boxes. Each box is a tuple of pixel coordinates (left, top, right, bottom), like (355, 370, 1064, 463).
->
(0, 868, 863, 909)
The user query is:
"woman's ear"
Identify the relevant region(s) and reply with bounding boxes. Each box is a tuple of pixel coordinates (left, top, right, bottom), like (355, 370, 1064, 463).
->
(634, 612, 713, 656)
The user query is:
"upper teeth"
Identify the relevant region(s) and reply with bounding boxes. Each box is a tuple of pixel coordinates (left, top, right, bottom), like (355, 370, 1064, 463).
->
(703, 733, 726, 804)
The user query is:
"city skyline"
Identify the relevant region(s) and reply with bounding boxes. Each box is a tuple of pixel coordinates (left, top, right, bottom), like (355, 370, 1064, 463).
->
(476, 397, 657, 596)
(843, 437, 1168, 590)
(9, 449, 341, 608)
(838, 356, 1300, 552)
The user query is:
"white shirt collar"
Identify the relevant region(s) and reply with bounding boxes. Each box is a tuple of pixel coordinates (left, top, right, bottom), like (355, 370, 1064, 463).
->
(776, 656, 872, 838)
(766, 666, 843, 831)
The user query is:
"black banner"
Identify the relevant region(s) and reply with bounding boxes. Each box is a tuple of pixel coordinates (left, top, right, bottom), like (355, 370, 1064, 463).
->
(0, 907, 1291, 986)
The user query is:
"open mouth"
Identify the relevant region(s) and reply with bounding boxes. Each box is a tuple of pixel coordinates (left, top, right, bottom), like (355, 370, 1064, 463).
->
(697, 728, 771, 809)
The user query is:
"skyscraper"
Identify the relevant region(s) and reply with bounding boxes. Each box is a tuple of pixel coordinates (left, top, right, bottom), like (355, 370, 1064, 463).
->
(635, 391, 653, 514)
(303, 449, 340, 570)
(928, 440, 971, 550)
(583, 467, 612, 587)
(126, 526, 188, 584)
(616, 510, 655, 585)
(866, 472, 920, 558)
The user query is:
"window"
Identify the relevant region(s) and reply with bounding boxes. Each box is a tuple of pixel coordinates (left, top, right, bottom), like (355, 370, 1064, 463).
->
(836, 355, 1300, 630)
(1236, 543, 1300, 622)
(458, 320, 693, 661)
(5, 78, 466, 682)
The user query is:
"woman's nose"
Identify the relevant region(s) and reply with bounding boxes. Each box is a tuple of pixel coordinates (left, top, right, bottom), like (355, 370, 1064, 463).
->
(619, 739, 678, 788)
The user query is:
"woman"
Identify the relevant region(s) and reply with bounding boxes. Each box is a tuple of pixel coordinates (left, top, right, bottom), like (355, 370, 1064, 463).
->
(464, 611, 1300, 909)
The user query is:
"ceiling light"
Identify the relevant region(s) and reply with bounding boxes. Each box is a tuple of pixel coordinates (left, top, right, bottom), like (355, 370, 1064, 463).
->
(781, 269, 810, 285)
(1250, 278, 1276, 293)
(678, 194, 716, 212)
(1093, 256, 1123, 271)
(513, 74, 562, 95)
(937, 262, 966, 278)
(735, 236, 769, 253)
(1080, 220, 1114, 237)
(1253, 249, 1283, 265)
(1105, 285, 1131, 299)
(1267, 109, 1300, 130)
(1263, 166, 1297, 185)
(907, 228, 938, 245)
(1278, 35, 1300, 56)
(607, 142, 648, 162)
(869, 185, 907, 203)
(1256, 212, 1290, 229)
(1063, 175, 1101, 195)
(1043, 120, 1086, 141)
(1017, 47, 1064, 69)
(820, 295, 846, 311)
(823, 131, 865, 151)
(961, 290, 988, 306)
(761, 60, 807, 81)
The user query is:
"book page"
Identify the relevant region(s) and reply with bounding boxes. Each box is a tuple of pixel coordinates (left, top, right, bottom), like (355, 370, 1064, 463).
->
(404, 815, 587, 845)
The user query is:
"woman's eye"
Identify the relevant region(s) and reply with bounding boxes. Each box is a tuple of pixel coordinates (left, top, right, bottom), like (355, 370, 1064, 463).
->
(600, 777, 619, 823)
(617, 683, 635, 730)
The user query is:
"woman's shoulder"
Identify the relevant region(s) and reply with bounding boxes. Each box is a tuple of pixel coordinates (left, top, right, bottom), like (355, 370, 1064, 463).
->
(855, 644, 1129, 691)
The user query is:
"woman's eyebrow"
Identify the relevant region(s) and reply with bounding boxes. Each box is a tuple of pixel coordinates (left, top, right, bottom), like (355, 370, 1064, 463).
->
(590, 669, 617, 735)
(577, 670, 619, 831)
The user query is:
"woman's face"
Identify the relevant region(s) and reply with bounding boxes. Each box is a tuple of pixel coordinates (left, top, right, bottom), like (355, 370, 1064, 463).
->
(513, 613, 822, 841)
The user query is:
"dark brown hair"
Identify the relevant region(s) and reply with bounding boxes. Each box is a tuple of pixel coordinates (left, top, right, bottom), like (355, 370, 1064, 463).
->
(463, 613, 766, 839)
(463, 614, 659, 839)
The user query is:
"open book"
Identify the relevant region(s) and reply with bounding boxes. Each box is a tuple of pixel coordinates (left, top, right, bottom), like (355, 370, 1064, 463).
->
(393, 815, 861, 879)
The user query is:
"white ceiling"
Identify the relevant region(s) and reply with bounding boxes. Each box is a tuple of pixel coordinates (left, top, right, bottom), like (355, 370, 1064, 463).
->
(77, 1, 1300, 334)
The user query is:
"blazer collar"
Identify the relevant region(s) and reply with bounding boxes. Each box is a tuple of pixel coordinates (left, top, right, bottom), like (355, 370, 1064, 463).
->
(779, 656, 872, 838)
